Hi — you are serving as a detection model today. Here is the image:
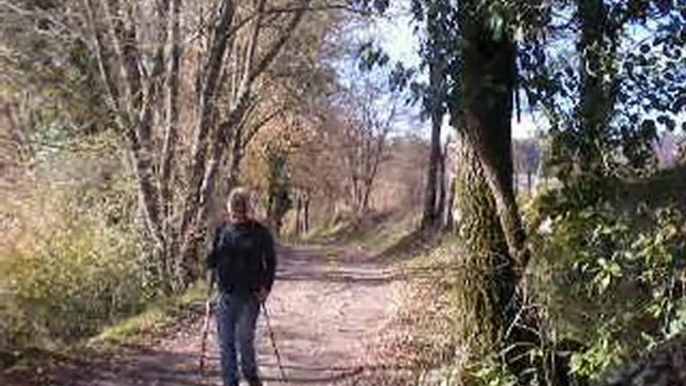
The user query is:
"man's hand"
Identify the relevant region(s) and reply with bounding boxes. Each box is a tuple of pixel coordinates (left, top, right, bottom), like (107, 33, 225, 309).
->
(256, 287, 269, 303)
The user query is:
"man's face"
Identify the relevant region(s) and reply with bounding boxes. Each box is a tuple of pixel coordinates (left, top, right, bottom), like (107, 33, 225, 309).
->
(228, 206, 251, 222)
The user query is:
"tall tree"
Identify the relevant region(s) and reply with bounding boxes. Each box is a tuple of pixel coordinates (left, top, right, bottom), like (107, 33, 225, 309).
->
(338, 81, 397, 215)
(410, 0, 532, 268)
(435, 136, 451, 227)
(456, 0, 529, 273)
(405, 0, 550, 380)
(419, 0, 448, 230)
(80, 0, 325, 290)
(523, 0, 686, 194)
(577, 0, 615, 177)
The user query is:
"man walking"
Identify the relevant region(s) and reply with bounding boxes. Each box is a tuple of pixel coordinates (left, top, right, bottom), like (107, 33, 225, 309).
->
(207, 187, 277, 386)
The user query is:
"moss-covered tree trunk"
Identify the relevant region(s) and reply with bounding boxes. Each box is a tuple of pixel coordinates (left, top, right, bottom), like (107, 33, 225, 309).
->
(452, 0, 520, 330)
(453, 134, 516, 347)
(451, 0, 538, 380)
(457, 0, 530, 273)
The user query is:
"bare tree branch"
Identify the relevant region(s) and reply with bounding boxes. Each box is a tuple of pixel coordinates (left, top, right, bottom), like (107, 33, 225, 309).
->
(242, 108, 284, 148)
(92, 0, 165, 248)
(101, 0, 143, 113)
(247, 3, 306, 86)
(83, 0, 123, 120)
(176, 0, 237, 263)
(160, 0, 182, 236)
(264, 3, 370, 16)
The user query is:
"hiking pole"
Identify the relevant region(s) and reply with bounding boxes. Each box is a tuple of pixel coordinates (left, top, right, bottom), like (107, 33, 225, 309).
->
(261, 300, 287, 383)
(199, 275, 216, 378)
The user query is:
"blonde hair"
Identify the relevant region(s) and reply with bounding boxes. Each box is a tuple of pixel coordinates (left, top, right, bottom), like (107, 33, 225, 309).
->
(227, 187, 252, 216)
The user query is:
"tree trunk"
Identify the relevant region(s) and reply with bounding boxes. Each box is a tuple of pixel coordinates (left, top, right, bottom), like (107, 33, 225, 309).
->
(303, 192, 310, 233)
(99, 0, 167, 249)
(295, 193, 302, 237)
(227, 119, 244, 190)
(350, 176, 362, 214)
(267, 194, 275, 230)
(443, 176, 455, 231)
(421, 0, 446, 231)
(172, 0, 237, 289)
(453, 1, 540, 381)
(526, 170, 532, 196)
(159, 0, 182, 289)
(361, 178, 373, 214)
(421, 89, 442, 229)
(436, 139, 448, 227)
(458, 0, 529, 273)
(452, 134, 515, 347)
(577, 0, 613, 176)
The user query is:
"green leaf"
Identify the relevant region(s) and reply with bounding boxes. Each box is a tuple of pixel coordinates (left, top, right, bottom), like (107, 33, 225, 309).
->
(599, 274, 611, 291)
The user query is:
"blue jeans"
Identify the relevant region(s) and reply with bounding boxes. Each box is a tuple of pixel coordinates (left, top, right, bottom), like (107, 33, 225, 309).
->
(216, 291, 260, 386)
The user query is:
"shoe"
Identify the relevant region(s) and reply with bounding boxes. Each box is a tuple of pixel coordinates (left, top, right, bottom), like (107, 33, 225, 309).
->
(246, 377, 262, 386)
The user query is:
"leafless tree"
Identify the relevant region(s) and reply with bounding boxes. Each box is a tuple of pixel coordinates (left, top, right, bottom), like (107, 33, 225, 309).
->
(80, 0, 321, 290)
(337, 82, 397, 215)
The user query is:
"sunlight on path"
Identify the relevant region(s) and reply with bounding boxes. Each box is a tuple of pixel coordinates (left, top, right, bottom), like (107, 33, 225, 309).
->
(204, 245, 402, 385)
(1, 245, 403, 386)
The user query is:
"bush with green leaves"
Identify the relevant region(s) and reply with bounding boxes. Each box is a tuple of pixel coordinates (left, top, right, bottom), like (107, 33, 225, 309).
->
(531, 201, 686, 381)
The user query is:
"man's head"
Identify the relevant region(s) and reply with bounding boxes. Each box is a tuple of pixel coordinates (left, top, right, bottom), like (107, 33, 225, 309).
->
(227, 187, 253, 222)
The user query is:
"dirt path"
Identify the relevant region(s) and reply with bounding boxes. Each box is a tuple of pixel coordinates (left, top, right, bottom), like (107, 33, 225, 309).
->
(5, 245, 403, 386)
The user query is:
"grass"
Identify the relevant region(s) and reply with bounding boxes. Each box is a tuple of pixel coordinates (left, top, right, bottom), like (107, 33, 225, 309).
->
(86, 281, 209, 347)
(367, 235, 473, 385)
(2, 281, 209, 378)
(302, 210, 425, 255)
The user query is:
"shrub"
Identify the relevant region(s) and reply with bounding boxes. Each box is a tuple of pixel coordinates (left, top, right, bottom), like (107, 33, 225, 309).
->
(531, 201, 686, 380)
(0, 138, 155, 352)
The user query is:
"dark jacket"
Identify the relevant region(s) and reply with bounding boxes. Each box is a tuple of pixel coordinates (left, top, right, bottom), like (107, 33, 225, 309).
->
(206, 219, 276, 294)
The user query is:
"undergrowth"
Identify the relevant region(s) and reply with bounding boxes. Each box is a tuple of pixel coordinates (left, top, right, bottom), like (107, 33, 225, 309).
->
(374, 192, 686, 386)
(0, 136, 169, 367)
(88, 280, 208, 347)
(303, 210, 423, 255)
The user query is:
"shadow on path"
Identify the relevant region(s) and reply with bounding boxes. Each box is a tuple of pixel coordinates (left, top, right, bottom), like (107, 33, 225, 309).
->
(2, 245, 415, 386)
